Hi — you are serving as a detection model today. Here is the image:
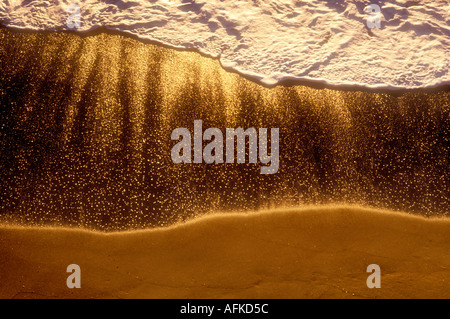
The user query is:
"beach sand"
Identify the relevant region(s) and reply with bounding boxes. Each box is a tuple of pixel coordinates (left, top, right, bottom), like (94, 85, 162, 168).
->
(1, 206, 449, 299)
(0, 27, 449, 299)
(0, 27, 448, 231)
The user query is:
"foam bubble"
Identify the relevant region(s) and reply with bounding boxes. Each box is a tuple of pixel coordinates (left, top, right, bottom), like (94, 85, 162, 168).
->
(0, 0, 448, 89)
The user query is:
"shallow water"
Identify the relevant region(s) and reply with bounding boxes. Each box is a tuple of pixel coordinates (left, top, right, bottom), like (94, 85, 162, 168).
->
(0, 28, 448, 230)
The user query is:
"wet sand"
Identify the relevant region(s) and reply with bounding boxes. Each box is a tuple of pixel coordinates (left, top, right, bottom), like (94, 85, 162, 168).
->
(1, 206, 450, 299)
(0, 26, 448, 230)
(0, 27, 449, 299)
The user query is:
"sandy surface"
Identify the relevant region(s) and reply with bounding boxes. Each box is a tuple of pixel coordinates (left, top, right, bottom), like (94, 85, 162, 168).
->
(1, 27, 449, 230)
(1, 206, 449, 299)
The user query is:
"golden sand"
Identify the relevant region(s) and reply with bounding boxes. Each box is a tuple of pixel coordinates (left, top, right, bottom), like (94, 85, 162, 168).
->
(1, 206, 449, 299)
(0, 27, 448, 230)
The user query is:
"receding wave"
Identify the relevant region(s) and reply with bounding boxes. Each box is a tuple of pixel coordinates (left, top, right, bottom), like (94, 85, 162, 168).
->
(0, 0, 448, 89)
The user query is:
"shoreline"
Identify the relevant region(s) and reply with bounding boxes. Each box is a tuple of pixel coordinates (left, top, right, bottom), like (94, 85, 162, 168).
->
(0, 25, 448, 229)
(1, 204, 448, 234)
(0, 23, 449, 300)
(1, 24, 449, 95)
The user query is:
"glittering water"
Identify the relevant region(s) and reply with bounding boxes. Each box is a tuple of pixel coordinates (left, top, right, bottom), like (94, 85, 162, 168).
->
(0, 28, 448, 230)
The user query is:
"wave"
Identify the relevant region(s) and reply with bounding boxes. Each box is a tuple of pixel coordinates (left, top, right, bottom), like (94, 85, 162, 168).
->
(0, 0, 448, 90)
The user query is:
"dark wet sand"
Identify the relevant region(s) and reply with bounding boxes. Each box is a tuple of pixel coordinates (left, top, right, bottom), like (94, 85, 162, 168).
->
(0, 26, 448, 230)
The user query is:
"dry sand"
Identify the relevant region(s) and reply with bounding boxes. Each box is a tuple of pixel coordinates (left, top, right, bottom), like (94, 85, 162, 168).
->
(1, 206, 449, 299)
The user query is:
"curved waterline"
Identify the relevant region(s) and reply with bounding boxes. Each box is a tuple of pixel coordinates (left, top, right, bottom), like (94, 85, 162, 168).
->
(0, 27, 448, 230)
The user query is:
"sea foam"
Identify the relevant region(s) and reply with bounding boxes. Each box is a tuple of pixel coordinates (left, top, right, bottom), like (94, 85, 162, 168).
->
(0, 0, 449, 90)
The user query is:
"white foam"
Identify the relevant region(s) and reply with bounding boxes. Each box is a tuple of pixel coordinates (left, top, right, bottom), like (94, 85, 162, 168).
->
(1, 0, 449, 90)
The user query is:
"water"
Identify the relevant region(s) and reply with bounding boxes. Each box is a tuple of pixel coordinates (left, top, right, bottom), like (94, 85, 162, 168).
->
(0, 28, 448, 230)
(0, 0, 448, 89)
